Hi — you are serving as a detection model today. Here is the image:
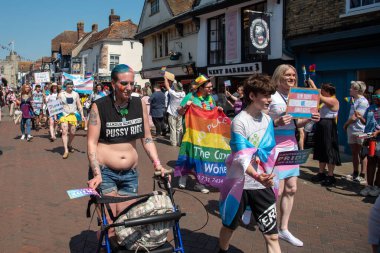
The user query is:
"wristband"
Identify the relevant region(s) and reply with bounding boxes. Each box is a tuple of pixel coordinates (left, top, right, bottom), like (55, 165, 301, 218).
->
(153, 159, 161, 168)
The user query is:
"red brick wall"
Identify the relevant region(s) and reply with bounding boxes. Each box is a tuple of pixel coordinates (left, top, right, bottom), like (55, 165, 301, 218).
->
(285, 0, 380, 39)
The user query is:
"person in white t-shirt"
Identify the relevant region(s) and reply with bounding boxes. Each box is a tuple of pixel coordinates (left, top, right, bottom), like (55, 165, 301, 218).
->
(163, 76, 186, 146)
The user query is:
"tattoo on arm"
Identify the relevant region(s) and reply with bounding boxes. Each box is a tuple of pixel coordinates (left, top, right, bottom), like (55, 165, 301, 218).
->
(144, 138, 153, 144)
(89, 152, 100, 177)
(89, 109, 98, 125)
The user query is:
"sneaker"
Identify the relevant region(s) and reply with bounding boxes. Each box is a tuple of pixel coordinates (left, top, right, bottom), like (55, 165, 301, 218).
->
(178, 176, 187, 189)
(279, 230, 303, 247)
(346, 173, 358, 181)
(311, 173, 326, 182)
(321, 175, 336, 186)
(194, 183, 209, 194)
(369, 186, 380, 197)
(241, 209, 252, 225)
(354, 176, 367, 185)
(27, 135, 33, 141)
(20, 134, 25, 140)
(68, 146, 75, 153)
(360, 185, 373, 197)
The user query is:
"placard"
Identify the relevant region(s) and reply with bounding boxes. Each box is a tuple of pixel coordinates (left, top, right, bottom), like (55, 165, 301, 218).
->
(47, 99, 64, 116)
(286, 88, 320, 118)
(34, 72, 50, 84)
(275, 149, 312, 166)
(67, 188, 100, 199)
(224, 80, 231, 87)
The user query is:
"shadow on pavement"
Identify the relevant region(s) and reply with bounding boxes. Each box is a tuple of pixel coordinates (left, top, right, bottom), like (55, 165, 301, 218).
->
(45, 146, 65, 155)
(69, 229, 97, 253)
(180, 228, 244, 253)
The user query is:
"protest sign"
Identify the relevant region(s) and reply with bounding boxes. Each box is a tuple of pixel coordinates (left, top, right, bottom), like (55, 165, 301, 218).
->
(286, 88, 320, 118)
(224, 80, 231, 87)
(34, 72, 50, 84)
(47, 99, 64, 116)
(275, 149, 312, 166)
(67, 188, 100, 199)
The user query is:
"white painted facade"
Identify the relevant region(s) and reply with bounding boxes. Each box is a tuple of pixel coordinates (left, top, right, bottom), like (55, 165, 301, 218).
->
(78, 39, 147, 86)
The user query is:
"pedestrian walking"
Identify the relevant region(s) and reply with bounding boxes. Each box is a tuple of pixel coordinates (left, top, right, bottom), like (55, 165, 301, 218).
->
(58, 79, 84, 159)
(268, 64, 320, 247)
(32, 84, 45, 131)
(46, 83, 59, 142)
(87, 64, 166, 241)
(16, 84, 34, 141)
(163, 76, 185, 146)
(149, 83, 166, 137)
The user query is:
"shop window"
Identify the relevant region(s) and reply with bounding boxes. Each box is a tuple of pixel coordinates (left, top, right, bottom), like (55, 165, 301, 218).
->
(109, 55, 119, 71)
(208, 15, 225, 65)
(241, 2, 268, 62)
(151, 0, 159, 15)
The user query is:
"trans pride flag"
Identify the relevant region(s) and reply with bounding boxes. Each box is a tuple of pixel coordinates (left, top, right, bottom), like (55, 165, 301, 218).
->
(219, 122, 278, 226)
(62, 72, 94, 94)
(174, 104, 231, 188)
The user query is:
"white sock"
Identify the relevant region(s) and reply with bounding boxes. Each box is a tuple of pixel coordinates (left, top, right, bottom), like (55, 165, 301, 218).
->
(279, 229, 303, 247)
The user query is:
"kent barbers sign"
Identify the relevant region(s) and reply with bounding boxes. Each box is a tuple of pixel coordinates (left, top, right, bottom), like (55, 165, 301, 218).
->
(249, 13, 270, 55)
(207, 62, 262, 77)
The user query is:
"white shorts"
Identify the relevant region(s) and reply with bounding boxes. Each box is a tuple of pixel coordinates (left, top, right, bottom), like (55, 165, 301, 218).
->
(347, 128, 364, 145)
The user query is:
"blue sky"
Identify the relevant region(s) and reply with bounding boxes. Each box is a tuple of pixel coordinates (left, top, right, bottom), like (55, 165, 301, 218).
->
(0, 0, 144, 61)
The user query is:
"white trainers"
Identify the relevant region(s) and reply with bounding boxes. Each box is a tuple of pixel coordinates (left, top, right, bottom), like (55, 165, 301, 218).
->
(194, 183, 209, 194)
(360, 185, 372, 197)
(279, 230, 303, 247)
(369, 186, 380, 197)
(354, 176, 367, 185)
(242, 209, 252, 225)
(20, 135, 25, 140)
(345, 174, 355, 181)
(178, 176, 187, 189)
(27, 135, 33, 141)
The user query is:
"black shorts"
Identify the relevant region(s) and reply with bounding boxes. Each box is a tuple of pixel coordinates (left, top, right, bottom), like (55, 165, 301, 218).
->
(223, 187, 277, 234)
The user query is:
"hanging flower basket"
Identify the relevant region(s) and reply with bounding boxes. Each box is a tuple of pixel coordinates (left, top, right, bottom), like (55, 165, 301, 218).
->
(169, 51, 182, 60)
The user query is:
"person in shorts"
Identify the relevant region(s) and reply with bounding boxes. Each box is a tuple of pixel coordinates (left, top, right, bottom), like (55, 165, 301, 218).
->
(218, 74, 280, 253)
(343, 81, 369, 183)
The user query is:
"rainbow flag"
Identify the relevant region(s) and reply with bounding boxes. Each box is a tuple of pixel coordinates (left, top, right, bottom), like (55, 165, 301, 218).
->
(175, 104, 231, 188)
(344, 96, 355, 105)
(309, 64, 316, 76)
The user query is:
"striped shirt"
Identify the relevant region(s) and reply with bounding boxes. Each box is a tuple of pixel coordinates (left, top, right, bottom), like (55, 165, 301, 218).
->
(348, 96, 369, 132)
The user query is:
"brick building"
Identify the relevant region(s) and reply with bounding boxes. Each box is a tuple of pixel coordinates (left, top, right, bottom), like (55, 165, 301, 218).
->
(284, 0, 380, 152)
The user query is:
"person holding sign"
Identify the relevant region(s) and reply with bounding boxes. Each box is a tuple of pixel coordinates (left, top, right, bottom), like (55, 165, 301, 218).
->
(177, 74, 221, 194)
(58, 79, 84, 159)
(307, 79, 342, 186)
(87, 64, 166, 239)
(219, 74, 280, 253)
(269, 64, 320, 247)
(32, 84, 45, 131)
(46, 84, 59, 142)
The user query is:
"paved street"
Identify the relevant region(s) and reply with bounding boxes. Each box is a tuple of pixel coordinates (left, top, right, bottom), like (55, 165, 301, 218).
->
(0, 111, 376, 253)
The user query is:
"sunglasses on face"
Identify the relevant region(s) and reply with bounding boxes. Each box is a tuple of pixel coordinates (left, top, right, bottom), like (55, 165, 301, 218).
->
(119, 81, 133, 86)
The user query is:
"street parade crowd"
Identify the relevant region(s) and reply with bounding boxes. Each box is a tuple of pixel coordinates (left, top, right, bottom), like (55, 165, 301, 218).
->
(0, 63, 379, 253)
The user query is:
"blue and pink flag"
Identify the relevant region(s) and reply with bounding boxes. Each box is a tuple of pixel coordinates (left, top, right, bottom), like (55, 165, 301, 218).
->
(175, 104, 231, 188)
(62, 72, 94, 94)
(219, 123, 278, 226)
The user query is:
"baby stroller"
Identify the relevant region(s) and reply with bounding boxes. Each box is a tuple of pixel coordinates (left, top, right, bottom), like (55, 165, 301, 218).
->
(87, 169, 185, 253)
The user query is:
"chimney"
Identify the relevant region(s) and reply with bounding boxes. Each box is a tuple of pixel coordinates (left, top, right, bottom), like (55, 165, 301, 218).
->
(77, 21, 85, 40)
(109, 9, 120, 26)
(92, 23, 98, 32)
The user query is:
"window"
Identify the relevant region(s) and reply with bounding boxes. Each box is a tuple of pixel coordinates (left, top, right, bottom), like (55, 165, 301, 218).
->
(241, 2, 268, 62)
(109, 55, 119, 71)
(153, 32, 169, 59)
(208, 15, 225, 65)
(350, 0, 380, 9)
(151, 0, 159, 15)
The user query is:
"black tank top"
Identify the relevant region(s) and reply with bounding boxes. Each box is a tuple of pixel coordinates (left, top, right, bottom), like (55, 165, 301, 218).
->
(95, 94, 145, 144)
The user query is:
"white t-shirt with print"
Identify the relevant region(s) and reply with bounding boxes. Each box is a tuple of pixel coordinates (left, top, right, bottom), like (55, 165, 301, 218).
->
(232, 110, 272, 190)
(167, 89, 186, 117)
(268, 91, 296, 131)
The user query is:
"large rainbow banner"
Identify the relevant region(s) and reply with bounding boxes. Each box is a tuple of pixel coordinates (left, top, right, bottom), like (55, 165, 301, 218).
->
(175, 104, 231, 188)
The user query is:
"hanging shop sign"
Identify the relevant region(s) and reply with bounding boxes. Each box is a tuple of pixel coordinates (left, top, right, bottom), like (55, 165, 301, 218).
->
(207, 62, 262, 77)
(249, 13, 270, 55)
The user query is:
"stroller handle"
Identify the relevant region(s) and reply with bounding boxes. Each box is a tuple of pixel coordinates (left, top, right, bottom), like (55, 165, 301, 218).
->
(154, 168, 173, 176)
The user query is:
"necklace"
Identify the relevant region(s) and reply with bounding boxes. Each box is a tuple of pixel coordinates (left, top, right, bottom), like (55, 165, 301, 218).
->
(196, 91, 214, 110)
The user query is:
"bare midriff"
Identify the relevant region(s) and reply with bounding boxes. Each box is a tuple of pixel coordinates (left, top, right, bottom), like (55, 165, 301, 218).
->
(96, 141, 138, 170)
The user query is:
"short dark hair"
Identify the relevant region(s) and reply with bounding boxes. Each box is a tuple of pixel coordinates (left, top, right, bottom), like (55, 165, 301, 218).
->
(243, 73, 275, 104)
(321, 83, 336, 96)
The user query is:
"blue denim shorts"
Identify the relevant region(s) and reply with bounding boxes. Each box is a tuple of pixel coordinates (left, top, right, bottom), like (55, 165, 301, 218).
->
(89, 165, 139, 196)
